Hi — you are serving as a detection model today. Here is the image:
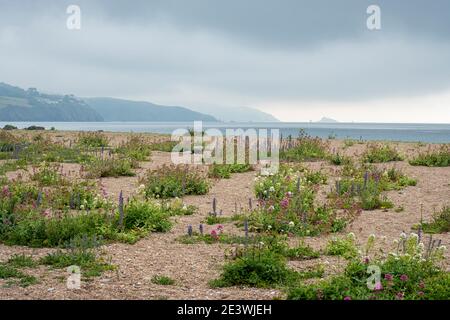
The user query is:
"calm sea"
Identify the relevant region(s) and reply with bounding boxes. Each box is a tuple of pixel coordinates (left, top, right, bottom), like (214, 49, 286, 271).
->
(1, 122, 450, 143)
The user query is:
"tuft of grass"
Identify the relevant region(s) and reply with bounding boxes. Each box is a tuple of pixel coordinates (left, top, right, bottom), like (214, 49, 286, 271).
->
(284, 243, 321, 260)
(205, 215, 233, 225)
(208, 163, 253, 179)
(0, 264, 38, 287)
(149, 140, 179, 152)
(151, 275, 175, 285)
(421, 206, 450, 234)
(7, 254, 37, 268)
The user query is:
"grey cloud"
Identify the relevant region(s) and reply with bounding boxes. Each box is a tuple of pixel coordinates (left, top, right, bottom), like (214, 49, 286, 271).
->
(0, 0, 449, 108)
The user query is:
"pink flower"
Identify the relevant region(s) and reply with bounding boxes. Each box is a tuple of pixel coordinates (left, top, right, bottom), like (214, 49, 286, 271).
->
(374, 282, 383, 291)
(418, 291, 424, 297)
(384, 274, 393, 281)
(210, 229, 219, 240)
(2, 185, 10, 196)
(364, 257, 370, 264)
(344, 296, 352, 301)
(280, 198, 289, 209)
(419, 281, 425, 289)
(396, 292, 404, 300)
(400, 274, 409, 282)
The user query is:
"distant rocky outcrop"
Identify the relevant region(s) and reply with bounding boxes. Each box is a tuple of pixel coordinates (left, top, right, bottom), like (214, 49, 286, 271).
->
(317, 117, 338, 123)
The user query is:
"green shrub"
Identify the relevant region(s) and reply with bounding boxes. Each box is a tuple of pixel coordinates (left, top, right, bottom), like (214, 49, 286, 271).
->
(304, 170, 328, 185)
(329, 153, 352, 166)
(142, 165, 209, 198)
(359, 184, 394, 210)
(122, 199, 172, 233)
(31, 163, 69, 186)
(330, 167, 407, 211)
(84, 157, 136, 178)
(325, 234, 358, 259)
(280, 130, 328, 162)
(115, 135, 151, 161)
(210, 250, 297, 288)
(77, 132, 109, 148)
(363, 144, 403, 163)
(409, 146, 450, 167)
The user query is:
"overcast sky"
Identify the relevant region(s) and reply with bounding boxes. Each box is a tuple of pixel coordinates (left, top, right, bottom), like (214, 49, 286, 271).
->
(1, 0, 449, 122)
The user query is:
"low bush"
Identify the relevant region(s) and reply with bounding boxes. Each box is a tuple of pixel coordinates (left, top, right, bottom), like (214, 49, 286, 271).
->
(31, 163, 69, 186)
(329, 153, 352, 166)
(409, 145, 450, 167)
(210, 250, 298, 288)
(84, 157, 136, 178)
(421, 206, 450, 234)
(363, 144, 403, 163)
(77, 132, 109, 148)
(325, 233, 359, 260)
(141, 165, 209, 198)
(115, 135, 151, 161)
(280, 130, 329, 162)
